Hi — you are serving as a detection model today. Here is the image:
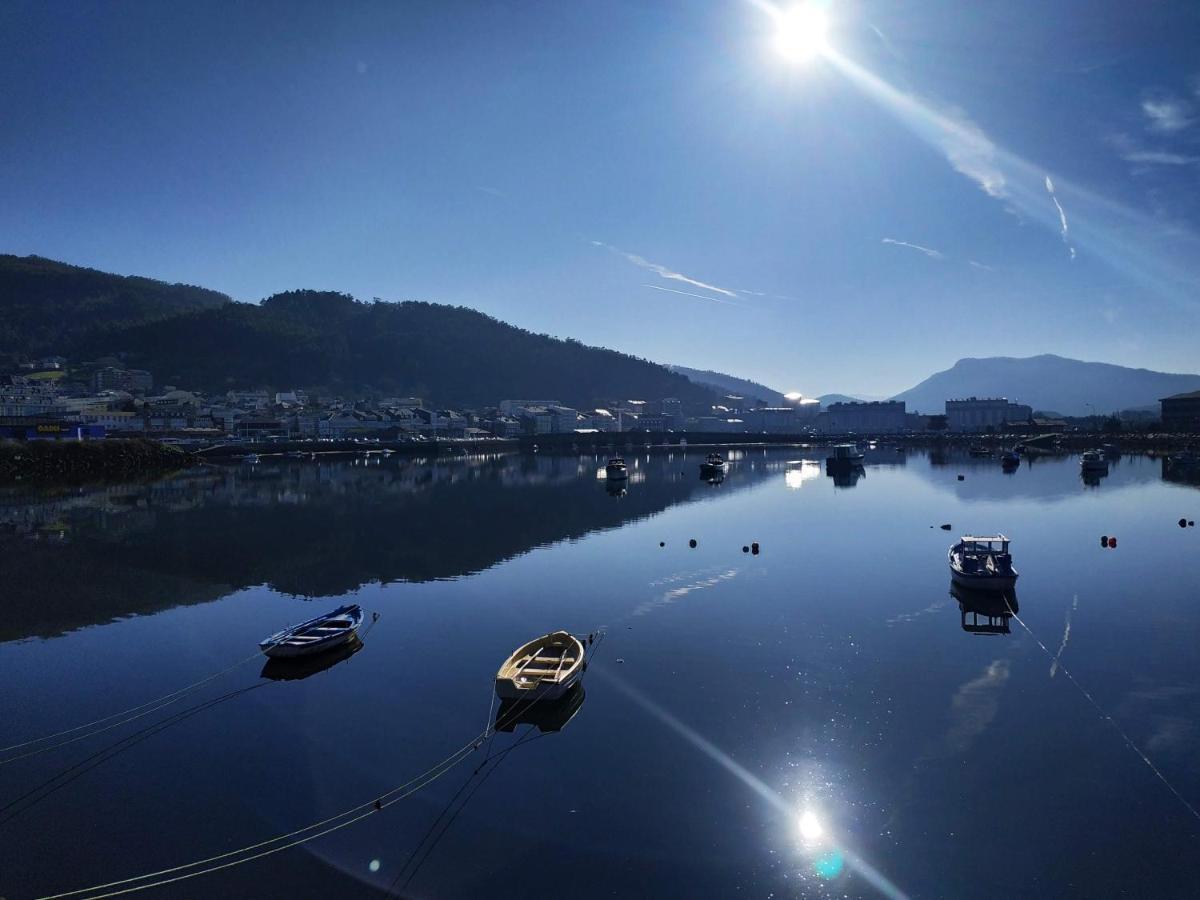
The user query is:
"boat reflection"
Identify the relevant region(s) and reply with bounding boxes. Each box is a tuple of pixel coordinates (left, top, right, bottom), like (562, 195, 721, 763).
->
(701, 471, 726, 487)
(827, 465, 864, 488)
(495, 682, 586, 734)
(605, 480, 628, 497)
(952, 583, 1019, 635)
(260, 636, 364, 681)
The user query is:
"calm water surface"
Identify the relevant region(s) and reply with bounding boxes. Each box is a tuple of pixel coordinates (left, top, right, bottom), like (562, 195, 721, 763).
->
(2, 448, 1199, 898)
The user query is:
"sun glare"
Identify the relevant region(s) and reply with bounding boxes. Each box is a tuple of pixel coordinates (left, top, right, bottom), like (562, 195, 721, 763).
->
(773, 4, 830, 63)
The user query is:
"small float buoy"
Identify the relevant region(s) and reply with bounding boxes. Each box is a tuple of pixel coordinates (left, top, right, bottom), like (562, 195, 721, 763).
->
(1181, 518, 1189, 529)
(751, 542, 760, 555)
(957, 475, 965, 481)
(742, 545, 749, 553)
(1109, 536, 1117, 548)
(689, 538, 697, 548)
(374, 799, 383, 811)
(616, 658, 625, 664)
(1190, 521, 1196, 527)
(1101, 536, 1109, 547)
(940, 523, 952, 531)
(659, 541, 665, 547)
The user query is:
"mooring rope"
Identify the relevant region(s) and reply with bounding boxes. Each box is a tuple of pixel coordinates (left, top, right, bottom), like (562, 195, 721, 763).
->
(3, 610, 384, 767)
(0, 650, 265, 766)
(1005, 597, 1200, 825)
(36, 678, 561, 899)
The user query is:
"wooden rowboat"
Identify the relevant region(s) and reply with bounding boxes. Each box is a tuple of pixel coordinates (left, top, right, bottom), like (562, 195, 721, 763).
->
(495, 631, 585, 701)
(259, 604, 364, 658)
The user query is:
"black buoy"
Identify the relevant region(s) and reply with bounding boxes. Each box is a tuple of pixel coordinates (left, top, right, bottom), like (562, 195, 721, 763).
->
(1190, 521, 1196, 527)
(659, 541, 666, 547)
(1181, 518, 1189, 529)
(689, 538, 697, 548)
(957, 474, 965, 481)
(751, 542, 760, 555)
(1101, 535, 1109, 547)
(940, 523, 952, 530)
(742, 545, 749, 553)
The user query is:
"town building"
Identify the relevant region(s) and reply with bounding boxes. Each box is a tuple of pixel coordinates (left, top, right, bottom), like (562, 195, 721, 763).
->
(1161, 391, 1200, 432)
(945, 397, 1034, 433)
(817, 401, 907, 434)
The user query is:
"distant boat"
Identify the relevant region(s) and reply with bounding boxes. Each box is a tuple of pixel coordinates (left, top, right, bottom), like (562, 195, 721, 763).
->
(286, 450, 306, 458)
(259, 604, 364, 659)
(699, 452, 726, 476)
(948, 535, 1019, 592)
(605, 457, 629, 480)
(1167, 451, 1199, 470)
(968, 445, 992, 457)
(1000, 450, 1020, 467)
(1080, 450, 1108, 473)
(243, 453, 261, 464)
(825, 444, 864, 470)
(495, 631, 585, 701)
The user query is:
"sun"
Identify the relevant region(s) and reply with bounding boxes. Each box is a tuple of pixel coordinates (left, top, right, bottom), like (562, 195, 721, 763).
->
(773, 4, 830, 63)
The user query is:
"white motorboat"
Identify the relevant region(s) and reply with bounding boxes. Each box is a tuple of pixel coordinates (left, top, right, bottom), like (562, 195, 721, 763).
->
(699, 452, 726, 476)
(495, 631, 585, 701)
(825, 444, 864, 469)
(948, 535, 1019, 592)
(1080, 450, 1108, 473)
(259, 604, 365, 658)
(605, 457, 629, 480)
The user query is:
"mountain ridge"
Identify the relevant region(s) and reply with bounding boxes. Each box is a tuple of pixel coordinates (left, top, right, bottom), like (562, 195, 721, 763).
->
(891, 354, 1200, 415)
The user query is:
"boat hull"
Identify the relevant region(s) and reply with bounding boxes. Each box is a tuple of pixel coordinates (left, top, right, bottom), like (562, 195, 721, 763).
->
(606, 467, 628, 480)
(495, 665, 582, 701)
(261, 628, 359, 658)
(949, 567, 1018, 592)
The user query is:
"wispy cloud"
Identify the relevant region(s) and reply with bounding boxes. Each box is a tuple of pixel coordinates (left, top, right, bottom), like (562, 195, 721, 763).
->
(641, 283, 739, 306)
(1142, 92, 1193, 133)
(968, 260, 994, 272)
(592, 241, 738, 298)
(476, 185, 507, 199)
(935, 105, 1007, 198)
(1044, 175, 1077, 260)
(1108, 133, 1199, 167)
(881, 237, 943, 259)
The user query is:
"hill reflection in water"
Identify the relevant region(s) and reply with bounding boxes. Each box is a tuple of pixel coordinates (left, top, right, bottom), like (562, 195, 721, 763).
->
(0, 451, 776, 643)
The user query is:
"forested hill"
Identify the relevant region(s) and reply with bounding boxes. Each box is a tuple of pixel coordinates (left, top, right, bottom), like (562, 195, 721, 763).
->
(0, 255, 229, 360)
(0, 254, 715, 406)
(81, 291, 715, 406)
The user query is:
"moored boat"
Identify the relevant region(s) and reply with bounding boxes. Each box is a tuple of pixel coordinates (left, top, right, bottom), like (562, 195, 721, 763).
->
(699, 452, 726, 476)
(605, 456, 629, 480)
(968, 445, 991, 457)
(259, 604, 364, 658)
(495, 631, 585, 701)
(948, 535, 1019, 592)
(1000, 450, 1020, 467)
(1080, 450, 1108, 473)
(825, 444, 864, 470)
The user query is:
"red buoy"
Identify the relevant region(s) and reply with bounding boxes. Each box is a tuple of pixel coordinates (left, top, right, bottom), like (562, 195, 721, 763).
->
(1109, 536, 1117, 548)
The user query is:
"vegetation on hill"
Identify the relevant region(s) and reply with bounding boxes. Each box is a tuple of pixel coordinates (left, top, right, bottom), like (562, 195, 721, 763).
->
(0, 256, 716, 406)
(87, 291, 717, 406)
(0, 255, 229, 363)
(669, 365, 787, 405)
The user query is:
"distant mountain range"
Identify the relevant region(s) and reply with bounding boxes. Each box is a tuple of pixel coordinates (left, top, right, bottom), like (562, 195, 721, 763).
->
(891, 354, 1200, 416)
(0, 255, 714, 408)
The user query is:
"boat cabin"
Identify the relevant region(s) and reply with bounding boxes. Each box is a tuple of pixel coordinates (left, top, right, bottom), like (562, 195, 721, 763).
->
(829, 444, 861, 460)
(958, 535, 1011, 556)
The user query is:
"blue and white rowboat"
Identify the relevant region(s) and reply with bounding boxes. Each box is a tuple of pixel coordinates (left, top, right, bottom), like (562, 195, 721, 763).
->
(259, 604, 364, 658)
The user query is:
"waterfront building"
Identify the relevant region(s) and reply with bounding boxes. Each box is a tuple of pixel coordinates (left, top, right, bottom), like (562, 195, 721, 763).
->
(817, 401, 907, 434)
(945, 397, 1033, 433)
(1160, 391, 1200, 432)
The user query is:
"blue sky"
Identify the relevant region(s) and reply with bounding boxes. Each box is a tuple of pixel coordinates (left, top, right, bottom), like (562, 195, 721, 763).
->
(2, 0, 1199, 397)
